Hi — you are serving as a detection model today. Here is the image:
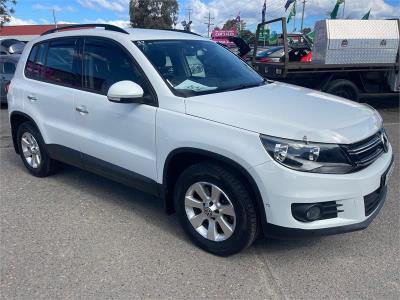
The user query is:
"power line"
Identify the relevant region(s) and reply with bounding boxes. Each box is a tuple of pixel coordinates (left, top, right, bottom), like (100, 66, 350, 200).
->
(204, 11, 215, 38)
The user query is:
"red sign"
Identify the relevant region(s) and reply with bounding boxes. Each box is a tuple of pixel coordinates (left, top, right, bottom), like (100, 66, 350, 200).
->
(211, 29, 237, 38)
(211, 29, 238, 47)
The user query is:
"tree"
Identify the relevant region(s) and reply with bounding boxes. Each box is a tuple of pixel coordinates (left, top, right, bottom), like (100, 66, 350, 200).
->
(241, 30, 255, 45)
(129, 0, 179, 29)
(1, 0, 17, 27)
(222, 19, 245, 31)
(222, 18, 251, 40)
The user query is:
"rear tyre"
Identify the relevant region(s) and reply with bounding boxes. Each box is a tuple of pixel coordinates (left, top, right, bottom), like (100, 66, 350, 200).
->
(324, 79, 360, 102)
(17, 122, 59, 177)
(174, 161, 258, 256)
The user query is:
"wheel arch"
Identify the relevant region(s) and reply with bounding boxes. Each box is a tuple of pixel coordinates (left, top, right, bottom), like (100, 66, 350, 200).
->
(161, 147, 268, 235)
(10, 111, 40, 154)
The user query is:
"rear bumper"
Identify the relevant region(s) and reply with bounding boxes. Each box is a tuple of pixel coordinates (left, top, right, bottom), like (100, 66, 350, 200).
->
(264, 185, 387, 239)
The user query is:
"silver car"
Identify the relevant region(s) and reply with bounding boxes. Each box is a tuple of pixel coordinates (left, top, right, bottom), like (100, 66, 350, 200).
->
(0, 55, 20, 104)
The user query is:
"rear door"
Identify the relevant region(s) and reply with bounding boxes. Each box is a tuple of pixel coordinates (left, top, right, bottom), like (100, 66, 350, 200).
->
(73, 37, 158, 189)
(23, 38, 83, 167)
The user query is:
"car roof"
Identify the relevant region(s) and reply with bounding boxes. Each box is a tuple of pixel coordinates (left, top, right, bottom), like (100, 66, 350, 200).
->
(35, 27, 207, 43)
(125, 28, 205, 41)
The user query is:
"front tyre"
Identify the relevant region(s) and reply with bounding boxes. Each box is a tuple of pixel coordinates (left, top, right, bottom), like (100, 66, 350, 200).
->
(17, 122, 58, 177)
(174, 162, 258, 256)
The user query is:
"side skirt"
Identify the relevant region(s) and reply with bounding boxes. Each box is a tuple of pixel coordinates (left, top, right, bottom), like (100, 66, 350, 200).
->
(46, 144, 160, 197)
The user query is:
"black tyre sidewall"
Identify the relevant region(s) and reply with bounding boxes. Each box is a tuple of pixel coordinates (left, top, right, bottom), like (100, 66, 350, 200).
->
(326, 80, 359, 101)
(17, 122, 52, 177)
(175, 163, 257, 256)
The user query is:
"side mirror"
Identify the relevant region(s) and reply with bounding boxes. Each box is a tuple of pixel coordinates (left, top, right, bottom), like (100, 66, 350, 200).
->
(8, 43, 25, 54)
(107, 80, 145, 104)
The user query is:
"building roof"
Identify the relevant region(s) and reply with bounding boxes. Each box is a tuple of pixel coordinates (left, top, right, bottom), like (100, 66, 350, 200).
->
(0, 25, 65, 36)
(1, 25, 205, 43)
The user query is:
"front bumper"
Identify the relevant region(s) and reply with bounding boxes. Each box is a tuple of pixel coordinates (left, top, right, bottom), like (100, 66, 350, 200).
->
(265, 185, 387, 238)
(250, 145, 393, 237)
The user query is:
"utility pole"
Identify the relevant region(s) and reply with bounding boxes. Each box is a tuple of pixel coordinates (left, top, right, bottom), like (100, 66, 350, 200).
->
(204, 11, 214, 38)
(300, 0, 306, 31)
(186, 8, 193, 23)
(52, 8, 58, 29)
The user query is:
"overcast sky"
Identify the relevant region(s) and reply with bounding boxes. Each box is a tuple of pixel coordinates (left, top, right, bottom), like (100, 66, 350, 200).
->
(8, 0, 400, 34)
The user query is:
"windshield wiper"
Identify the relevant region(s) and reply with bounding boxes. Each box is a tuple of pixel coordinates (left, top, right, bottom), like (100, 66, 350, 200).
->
(224, 81, 266, 92)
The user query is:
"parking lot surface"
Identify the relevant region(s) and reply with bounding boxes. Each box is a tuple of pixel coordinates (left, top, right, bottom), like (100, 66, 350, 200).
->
(1, 97, 399, 299)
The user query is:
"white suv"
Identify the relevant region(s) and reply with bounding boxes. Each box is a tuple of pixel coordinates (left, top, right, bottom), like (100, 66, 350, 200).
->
(7, 25, 394, 255)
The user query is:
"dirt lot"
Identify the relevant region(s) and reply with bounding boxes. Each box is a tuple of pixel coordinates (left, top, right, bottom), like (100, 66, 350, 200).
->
(0, 97, 399, 299)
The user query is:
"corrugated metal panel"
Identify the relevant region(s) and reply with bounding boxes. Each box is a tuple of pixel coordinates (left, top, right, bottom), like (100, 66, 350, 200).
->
(312, 20, 399, 64)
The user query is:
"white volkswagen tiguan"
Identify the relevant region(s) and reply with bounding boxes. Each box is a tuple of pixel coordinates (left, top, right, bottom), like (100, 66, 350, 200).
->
(7, 25, 394, 255)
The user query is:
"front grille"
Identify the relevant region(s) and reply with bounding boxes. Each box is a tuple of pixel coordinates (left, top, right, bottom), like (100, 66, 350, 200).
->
(342, 131, 386, 168)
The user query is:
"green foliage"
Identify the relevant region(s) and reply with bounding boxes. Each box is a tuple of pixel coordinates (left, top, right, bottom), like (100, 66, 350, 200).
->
(129, 0, 179, 29)
(222, 19, 246, 31)
(241, 30, 255, 44)
(0, 0, 17, 26)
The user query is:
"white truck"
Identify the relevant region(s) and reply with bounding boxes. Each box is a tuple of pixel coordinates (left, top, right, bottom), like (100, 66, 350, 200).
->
(253, 18, 400, 101)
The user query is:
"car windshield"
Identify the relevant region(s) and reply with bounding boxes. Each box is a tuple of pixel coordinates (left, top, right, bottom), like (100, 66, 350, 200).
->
(134, 40, 265, 97)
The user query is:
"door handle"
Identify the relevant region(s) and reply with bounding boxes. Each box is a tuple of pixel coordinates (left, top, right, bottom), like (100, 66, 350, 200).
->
(27, 95, 37, 102)
(75, 105, 89, 115)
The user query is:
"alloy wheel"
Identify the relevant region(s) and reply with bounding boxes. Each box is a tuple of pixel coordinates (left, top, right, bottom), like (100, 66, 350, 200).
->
(21, 132, 41, 169)
(184, 182, 236, 242)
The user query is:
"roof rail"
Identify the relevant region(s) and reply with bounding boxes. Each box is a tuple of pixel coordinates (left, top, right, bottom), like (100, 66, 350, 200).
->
(41, 24, 129, 36)
(161, 29, 203, 37)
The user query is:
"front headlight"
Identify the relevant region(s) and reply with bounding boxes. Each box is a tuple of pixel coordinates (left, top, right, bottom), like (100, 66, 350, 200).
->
(260, 135, 354, 174)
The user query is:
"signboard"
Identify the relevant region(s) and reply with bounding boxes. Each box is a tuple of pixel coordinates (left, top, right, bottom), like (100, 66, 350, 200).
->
(211, 29, 238, 47)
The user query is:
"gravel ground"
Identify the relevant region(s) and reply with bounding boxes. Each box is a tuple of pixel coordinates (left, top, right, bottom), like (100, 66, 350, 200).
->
(0, 97, 399, 299)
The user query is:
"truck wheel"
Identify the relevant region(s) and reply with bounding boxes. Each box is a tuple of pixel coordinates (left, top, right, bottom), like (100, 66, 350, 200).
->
(324, 79, 360, 102)
(174, 162, 258, 256)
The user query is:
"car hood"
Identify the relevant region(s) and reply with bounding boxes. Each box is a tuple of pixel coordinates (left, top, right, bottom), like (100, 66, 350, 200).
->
(185, 82, 382, 144)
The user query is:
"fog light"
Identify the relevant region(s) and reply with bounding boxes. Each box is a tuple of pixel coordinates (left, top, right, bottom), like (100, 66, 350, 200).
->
(306, 205, 321, 221)
(292, 204, 323, 222)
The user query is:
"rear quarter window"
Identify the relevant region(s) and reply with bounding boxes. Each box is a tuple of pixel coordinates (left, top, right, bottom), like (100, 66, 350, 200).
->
(25, 43, 47, 80)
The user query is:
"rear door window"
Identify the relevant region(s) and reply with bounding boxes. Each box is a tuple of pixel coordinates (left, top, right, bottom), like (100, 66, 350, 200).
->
(44, 39, 80, 87)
